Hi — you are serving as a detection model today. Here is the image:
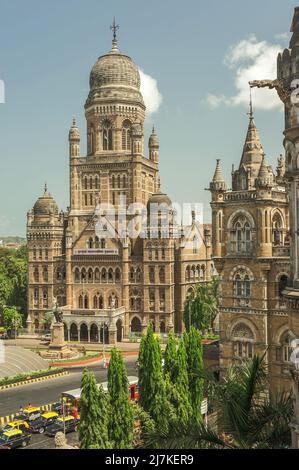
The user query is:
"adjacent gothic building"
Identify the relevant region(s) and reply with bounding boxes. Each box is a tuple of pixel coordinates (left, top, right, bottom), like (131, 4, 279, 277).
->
(26, 29, 213, 343)
(210, 104, 291, 393)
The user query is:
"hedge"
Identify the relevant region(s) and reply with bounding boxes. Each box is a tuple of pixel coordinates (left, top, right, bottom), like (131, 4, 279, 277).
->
(0, 367, 65, 386)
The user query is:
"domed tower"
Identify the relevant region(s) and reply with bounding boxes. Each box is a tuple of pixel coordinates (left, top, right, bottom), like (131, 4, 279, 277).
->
(68, 20, 160, 220)
(85, 19, 145, 156)
(27, 185, 65, 333)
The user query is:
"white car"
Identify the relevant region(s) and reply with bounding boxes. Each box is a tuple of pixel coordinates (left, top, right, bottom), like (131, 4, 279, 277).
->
(41, 333, 51, 342)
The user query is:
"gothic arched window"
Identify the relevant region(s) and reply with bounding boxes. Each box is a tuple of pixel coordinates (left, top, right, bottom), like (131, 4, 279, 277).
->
(229, 215, 253, 254)
(122, 120, 132, 150)
(103, 120, 113, 150)
(159, 267, 165, 283)
(193, 235, 199, 254)
(272, 213, 284, 246)
(33, 267, 39, 282)
(233, 269, 252, 306)
(232, 323, 254, 359)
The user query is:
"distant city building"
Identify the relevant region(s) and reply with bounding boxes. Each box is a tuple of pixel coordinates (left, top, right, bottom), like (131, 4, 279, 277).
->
(26, 27, 213, 342)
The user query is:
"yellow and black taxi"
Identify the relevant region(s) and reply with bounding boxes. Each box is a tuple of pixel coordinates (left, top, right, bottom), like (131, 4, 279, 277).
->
(0, 429, 31, 449)
(17, 406, 41, 423)
(29, 411, 59, 434)
(45, 415, 80, 437)
(0, 419, 30, 434)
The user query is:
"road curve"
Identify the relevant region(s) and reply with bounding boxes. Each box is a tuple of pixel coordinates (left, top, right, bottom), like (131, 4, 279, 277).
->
(0, 356, 137, 417)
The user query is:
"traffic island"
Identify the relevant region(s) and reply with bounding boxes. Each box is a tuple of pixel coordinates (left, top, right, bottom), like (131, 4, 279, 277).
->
(0, 368, 69, 391)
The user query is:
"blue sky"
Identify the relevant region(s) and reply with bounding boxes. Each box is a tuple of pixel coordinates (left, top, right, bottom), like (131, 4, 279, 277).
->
(0, 0, 297, 236)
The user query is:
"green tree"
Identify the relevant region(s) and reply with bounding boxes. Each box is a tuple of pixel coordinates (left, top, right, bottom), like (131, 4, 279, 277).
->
(0, 273, 12, 311)
(78, 369, 110, 449)
(173, 337, 192, 425)
(3, 307, 23, 333)
(138, 324, 162, 412)
(183, 279, 219, 333)
(138, 325, 176, 433)
(143, 355, 293, 449)
(164, 331, 177, 381)
(0, 246, 28, 319)
(107, 348, 134, 448)
(42, 312, 53, 330)
(184, 328, 204, 423)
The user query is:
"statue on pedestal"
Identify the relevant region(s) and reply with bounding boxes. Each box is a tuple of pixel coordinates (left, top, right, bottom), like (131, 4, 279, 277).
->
(52, 296, 63, 324)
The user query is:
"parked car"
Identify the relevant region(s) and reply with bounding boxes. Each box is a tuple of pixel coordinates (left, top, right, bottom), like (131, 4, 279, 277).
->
(0, 420, 30, 434)
(29, 411, 59, 434)
(41, 333, 51, 342)
(0, 429, 31, 449)
(17, 406, 41, 423)
(51, 402, 63, 414)
(45, 415, 80, 437)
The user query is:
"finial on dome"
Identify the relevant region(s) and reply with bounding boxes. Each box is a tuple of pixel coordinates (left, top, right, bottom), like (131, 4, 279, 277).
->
(110, 17, 120, 52)
(152, 125, 155, 134)
(44, 182, 48, 193)
(72, 117, 76, 127)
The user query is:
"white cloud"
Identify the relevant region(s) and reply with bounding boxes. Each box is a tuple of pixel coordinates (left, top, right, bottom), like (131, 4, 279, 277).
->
(206, 35, 283, 111)
(139, 69, 163, 116)
(275, 32, 290, 41)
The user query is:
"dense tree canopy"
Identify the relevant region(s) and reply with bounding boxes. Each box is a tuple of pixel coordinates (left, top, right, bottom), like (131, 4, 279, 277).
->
(107, 348, 134, 448)
(78, 369, 110, 449)
(0, 246, 28, 324)
(184, 278, 219, 332)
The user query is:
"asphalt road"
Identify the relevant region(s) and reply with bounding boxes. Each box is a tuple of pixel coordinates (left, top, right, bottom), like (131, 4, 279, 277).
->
(0, 356, 137, 417)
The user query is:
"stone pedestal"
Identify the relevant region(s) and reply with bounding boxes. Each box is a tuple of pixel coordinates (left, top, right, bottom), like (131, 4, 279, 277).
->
(41, 322, 74, 359)
(49, 323, 68, 351)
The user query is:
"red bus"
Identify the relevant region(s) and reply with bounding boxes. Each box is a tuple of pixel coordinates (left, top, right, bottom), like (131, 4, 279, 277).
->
(61, 376, 138, 413)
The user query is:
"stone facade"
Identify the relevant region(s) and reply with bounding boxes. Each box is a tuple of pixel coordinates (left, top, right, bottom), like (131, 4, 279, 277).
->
(209, 105, 291, 394)
(26, 32, 214, 343)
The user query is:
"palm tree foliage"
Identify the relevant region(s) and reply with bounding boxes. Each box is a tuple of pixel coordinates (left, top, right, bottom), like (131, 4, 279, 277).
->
(183, 278, 219, 332)
(143, 355, 293, 449)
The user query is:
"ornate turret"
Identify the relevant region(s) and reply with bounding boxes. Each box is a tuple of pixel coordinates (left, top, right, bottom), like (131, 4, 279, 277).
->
(232, 96, 264, 190)
(69, 118, 80, 158)
(276, 154, 286, 184)
(210, 159, 227, 192)
(149, 125, 159, 163)
(255, 154, 274, 188)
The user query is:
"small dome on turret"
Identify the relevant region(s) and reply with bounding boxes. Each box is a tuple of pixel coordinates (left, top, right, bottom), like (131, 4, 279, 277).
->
(149, 126, 159, 148)
(33, 185, 59, 216)
(147, 191, 172, 208)
(69, 118, 80, 141)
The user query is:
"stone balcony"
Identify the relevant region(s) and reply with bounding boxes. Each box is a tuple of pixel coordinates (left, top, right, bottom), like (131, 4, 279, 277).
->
(272, 245, 290, 257)
(62, 306, 125, 324)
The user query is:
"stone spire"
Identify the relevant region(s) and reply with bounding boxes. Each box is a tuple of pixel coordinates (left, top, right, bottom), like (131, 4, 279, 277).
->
(239, 97, 264, 169)
(210, 159, 227, 191)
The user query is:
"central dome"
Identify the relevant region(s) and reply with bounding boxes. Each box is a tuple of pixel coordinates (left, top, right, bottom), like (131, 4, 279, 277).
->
(90, 52, 141, 90)
(87, 38, 144, 107)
